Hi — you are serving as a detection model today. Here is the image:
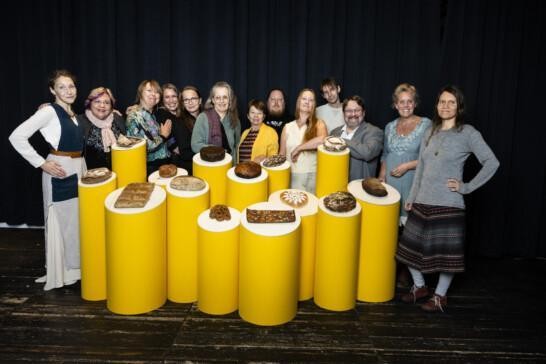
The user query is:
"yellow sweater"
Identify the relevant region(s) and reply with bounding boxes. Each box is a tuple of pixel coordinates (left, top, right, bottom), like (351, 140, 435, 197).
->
(237, 123, 279, 163)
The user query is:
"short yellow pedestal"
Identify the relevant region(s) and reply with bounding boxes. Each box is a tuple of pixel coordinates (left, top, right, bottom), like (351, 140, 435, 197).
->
(192, 153, 232, 206)
(78, 173, 117, 301)
(166, 182, 210, 303)
(348, 180, 400, 302)
(314, 197, 361, 311)
(269, 189, 318, 301)
(239, 202, 301, 326)
(105, 186, 167, 315)
(315, 145, 350, 198)
(261, 160, 291, 194)
(197, 207, 241, 315)
(111, 139, 147, 188)
(226, 168, 268, 211)
(148, 168, 188, 190)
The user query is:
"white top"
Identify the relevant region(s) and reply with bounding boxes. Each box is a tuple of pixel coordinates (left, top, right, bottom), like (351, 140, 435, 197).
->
(9, 105, 79, 168)
(284, 121, 316, 174)
(166, 179, 210, 198)
(340, 124, 359, 140)
(316, 104, 345, 133)
(317, 144, 351, 157)
(105, 185, 166, 214)
(260, 160, 291, 171)
(148, 168, 188, 186)
(192, 153, 233, 167)
(227, 167, 268, 183)
(111, 138, 146, 151)
(197, 207, 241, 232)
(241, 201, 301, 237)
(347, 179, 401, 206)
(268, 189, 318, 217)
(78, 172, 117, 188)
(318, 195, 362, 218)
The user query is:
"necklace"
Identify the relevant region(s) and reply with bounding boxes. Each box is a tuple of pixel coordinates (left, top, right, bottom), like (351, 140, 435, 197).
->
(397, 117, 417, 137)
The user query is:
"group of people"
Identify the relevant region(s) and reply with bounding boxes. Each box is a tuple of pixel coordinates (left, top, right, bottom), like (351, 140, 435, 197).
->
(9, 71, 499, 314)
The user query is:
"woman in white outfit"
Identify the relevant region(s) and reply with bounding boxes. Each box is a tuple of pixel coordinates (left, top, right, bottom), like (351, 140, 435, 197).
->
(9, 70, 85, 290)
(279, 88, 328, 194)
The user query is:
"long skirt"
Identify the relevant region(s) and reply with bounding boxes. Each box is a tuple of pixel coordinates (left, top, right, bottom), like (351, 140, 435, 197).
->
(37, 154, 85, 290)
(396, 203, 465, 273)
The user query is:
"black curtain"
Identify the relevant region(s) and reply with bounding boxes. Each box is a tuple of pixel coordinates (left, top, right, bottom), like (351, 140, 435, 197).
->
(1, 0, 544, 257)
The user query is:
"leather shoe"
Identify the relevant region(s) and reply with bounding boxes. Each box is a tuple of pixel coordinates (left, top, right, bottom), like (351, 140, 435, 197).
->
(401, 285, 430, 303)
(421, 294, 447, 312)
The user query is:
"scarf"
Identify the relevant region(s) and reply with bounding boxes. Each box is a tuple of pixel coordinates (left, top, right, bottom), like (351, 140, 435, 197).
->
(85, 109, 117, 152)
(205, 109, 231, 153)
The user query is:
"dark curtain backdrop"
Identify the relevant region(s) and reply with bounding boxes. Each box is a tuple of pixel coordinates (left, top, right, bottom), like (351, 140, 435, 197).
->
(1, 0, 544, 257)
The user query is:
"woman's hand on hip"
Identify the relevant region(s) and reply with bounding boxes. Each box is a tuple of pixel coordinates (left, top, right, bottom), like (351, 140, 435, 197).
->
(41, 160, 66, 178)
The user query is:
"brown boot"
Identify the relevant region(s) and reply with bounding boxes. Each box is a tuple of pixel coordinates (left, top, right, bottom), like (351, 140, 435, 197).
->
(401, 285, 430, 304)
(421, 294, 448, 312)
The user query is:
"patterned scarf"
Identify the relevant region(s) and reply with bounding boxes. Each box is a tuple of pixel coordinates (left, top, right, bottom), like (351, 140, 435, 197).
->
(85, 109, 117, 152)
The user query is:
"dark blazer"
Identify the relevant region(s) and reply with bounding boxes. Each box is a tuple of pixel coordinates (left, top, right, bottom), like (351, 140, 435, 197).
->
(330, 122, 384, 181)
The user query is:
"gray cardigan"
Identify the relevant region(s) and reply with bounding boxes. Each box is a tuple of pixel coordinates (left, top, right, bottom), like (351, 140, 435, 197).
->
(330, 122, 384, 181)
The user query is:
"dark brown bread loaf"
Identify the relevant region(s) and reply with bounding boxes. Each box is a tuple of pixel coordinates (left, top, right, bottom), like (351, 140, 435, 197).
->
(234, 161, 262, 179)
(200, 146, 225, 162)
(323, 191, 357, 212)
(362, 177, 388, 197)
(209, 204, 231, 221)
(158, 164, 177, 178)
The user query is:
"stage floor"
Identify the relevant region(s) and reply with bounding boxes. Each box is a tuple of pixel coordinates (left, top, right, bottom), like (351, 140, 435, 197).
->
(1, 228, 545, 363)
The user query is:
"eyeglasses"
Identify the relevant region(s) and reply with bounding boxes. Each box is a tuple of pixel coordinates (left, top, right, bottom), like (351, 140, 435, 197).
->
(183, 97, 199, 104)
(344, 108, 363, 115)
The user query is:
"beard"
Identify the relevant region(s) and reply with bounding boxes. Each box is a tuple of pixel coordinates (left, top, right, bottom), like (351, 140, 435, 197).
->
(268, 109, 284, 118)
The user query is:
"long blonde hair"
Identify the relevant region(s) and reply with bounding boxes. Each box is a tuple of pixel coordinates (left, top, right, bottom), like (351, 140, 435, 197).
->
(294, 88, 319, 142)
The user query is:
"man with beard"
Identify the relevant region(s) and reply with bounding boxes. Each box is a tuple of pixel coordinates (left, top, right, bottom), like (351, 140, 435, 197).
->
(330, 95, 384, 181)
(316, 77, 345, 133)
(264, 88, 293, 138)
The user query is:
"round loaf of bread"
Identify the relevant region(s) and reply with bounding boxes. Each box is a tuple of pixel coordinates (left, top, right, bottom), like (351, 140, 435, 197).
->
(81, 167, 112, 184)
(170, 176, 206, 191)
(200, 146, 225, 162)
(158, 164, 177, 178)
(323, 191, 357, 212)
(262, 154, 286, 167)
(234, 161, 262, 179)
(323, 136, 347, 152)
(361, 177, 388, 197)
(280, 190, 308, 208)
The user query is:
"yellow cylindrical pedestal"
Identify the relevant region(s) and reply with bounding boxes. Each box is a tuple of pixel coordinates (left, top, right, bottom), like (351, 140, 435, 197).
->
(348, 180, 400, 302)
(192, 153, 232, 206)
(78, 173, 117, 301)
(226, 168, 268, 211)
(197, 207, 241, 315)
(148, 168, 188, 190)
(314, 197, 361, 311)
(105, 186, 167, 315)
(315, 145, 350, 198)
(166, 182, 210, 303)
(111, 140, 146, 188)
(261, 160, 291, 194)
(239, 202, 301, 326)
(269, 189, 318, 301)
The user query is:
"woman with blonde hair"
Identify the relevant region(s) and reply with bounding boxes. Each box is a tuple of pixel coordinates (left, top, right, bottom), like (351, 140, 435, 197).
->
(279, 88, 328, 193)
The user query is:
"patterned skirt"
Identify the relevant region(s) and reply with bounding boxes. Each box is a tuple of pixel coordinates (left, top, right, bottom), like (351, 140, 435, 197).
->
(396, 203, 466, 273)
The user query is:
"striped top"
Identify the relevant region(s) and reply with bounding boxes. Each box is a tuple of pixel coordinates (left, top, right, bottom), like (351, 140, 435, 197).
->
(238, 129, 258, 162)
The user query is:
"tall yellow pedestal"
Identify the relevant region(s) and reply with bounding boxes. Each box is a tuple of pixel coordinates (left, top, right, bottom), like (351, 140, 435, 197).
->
(148, 168, 188, 190)
(314, 197, 361, 311)
(348, 180, 400, 302)
(192, 153, 232, 206)
(239, 202, 301, 326)
(197, 207, 241, 315)
(315, 145, 350, 198)
(78, 173, 117, 301)
(269, 189, 318, 301)
(105, 186, 167, 315)
(166, 182, 210, 303)
(111, 139, 147, 188)
(226, 168, 268, 211)
(261, 160, 291, 194)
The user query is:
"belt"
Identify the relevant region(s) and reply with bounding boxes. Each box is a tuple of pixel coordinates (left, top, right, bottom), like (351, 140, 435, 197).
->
(50, 150, 82, 158)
